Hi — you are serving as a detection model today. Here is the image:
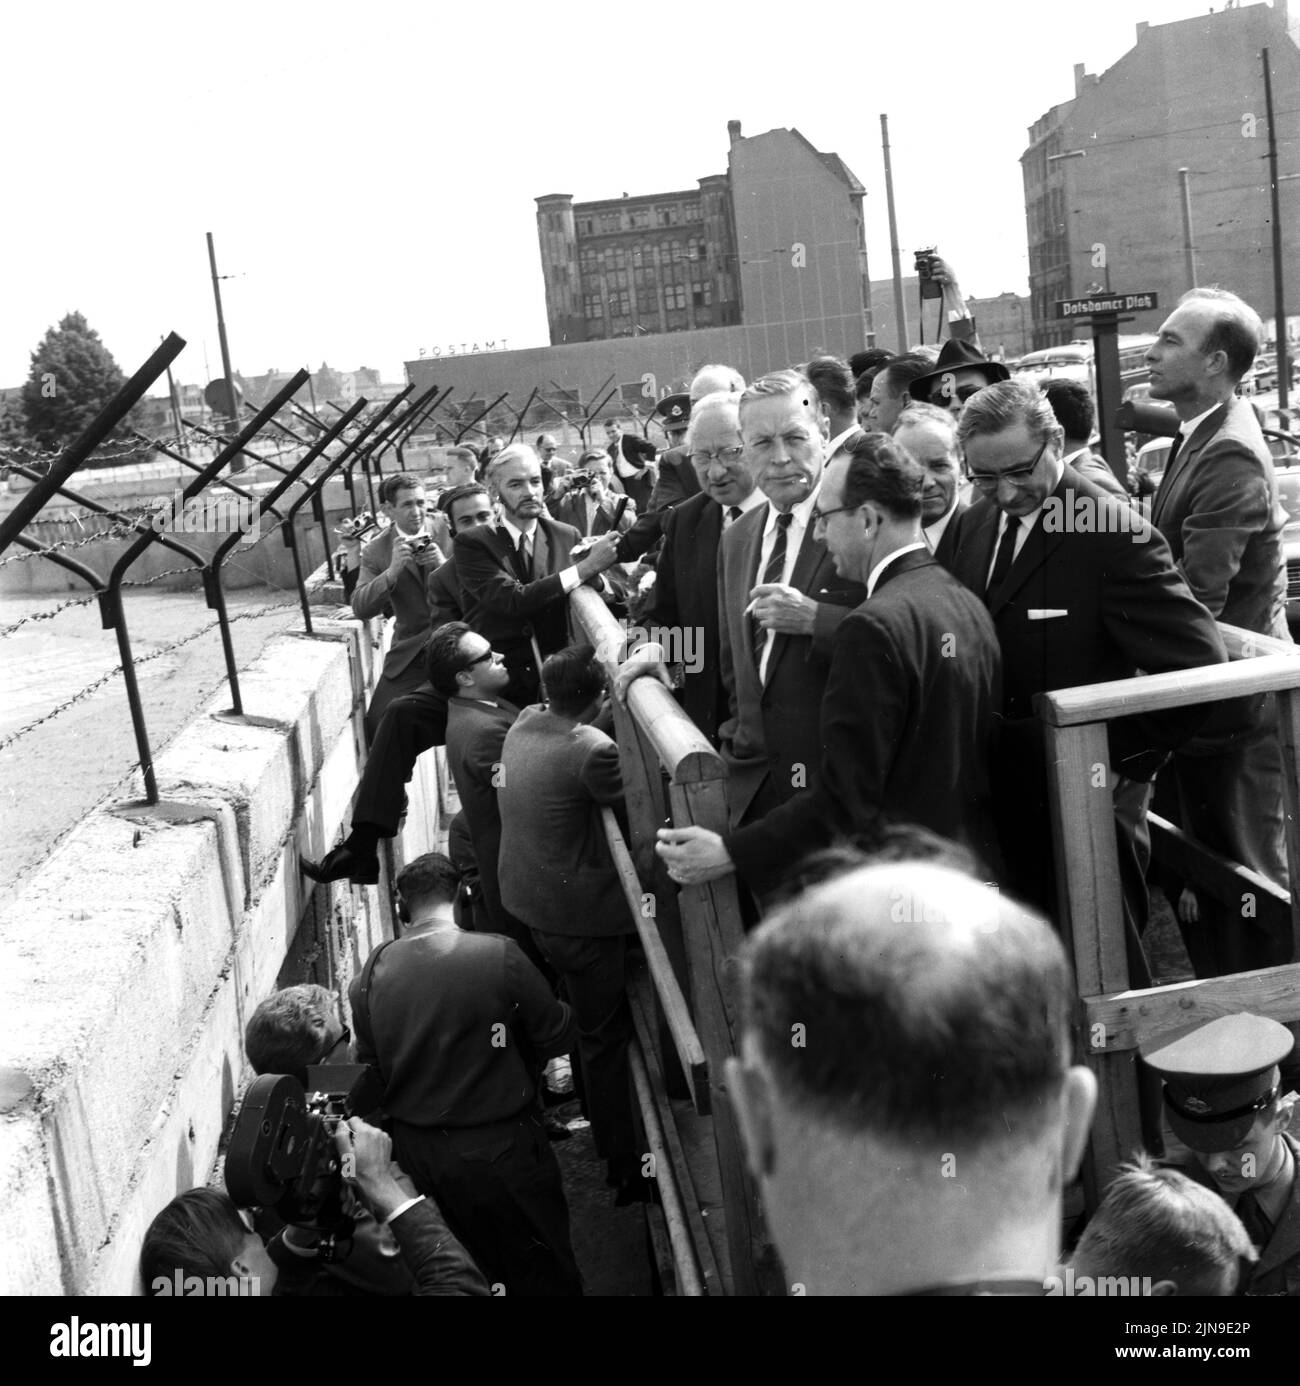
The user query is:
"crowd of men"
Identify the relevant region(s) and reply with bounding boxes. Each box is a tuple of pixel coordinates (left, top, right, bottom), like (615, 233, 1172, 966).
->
(141, 282, 1299, 1296)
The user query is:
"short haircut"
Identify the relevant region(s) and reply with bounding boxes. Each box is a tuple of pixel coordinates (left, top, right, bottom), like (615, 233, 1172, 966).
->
(1072, 1154, 1257, 1295)
(534, 433, 558, 448)
(485, 443, 538, 488)
(141, 1188, 248, 1292)
(957, 378, 1063, 450)
(880, 352, 940, 398)
(854, 367, 884, 402)
(446, 445, 478, 468)
(579, 448, 608, 466)
(437, 482, 489, 516)
(740, 864, 1073, 1147)
(425, 620, 473, 695)
(244, 984, 336, 1079)
(395, 852, 461, 911)
(849, 348, 895, 380)
(739, 369, 820, 423)
(892, 400, 959, 441)
(803, 355, 856, 415)
(1180, 287, 1263, 383)
(689, 363, 746, 400)
(1042, 378, 1095, 441)
(379, 474, 423, 505)
(839, 431, 925, 521)
(543, 642, 605, 716)
(768, 825, 980, 907)
(685, 390, 741, 450)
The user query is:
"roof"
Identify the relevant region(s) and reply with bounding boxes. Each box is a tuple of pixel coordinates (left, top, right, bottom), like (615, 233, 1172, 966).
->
(789, 127, 866, 194)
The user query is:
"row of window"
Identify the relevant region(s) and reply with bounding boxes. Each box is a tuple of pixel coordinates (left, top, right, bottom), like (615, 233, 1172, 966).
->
(582, 282, 713, 319)
(576, 202, 704, 235)
(579, 239, 710, 271)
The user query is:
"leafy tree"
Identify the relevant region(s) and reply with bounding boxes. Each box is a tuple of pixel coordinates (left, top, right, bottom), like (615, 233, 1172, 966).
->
(20, 312, 130, 451)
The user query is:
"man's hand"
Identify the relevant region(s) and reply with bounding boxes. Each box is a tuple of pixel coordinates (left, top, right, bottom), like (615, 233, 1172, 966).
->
(574, 534, 621, 583)
(748, 582, 818, 637)
(614, 642, 673, 704)
(656, 825, 735, 885)
(409, 540, 444, 572)
(335, 1117, 410, 1223)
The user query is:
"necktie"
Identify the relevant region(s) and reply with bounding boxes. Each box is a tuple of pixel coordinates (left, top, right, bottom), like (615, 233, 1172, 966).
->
(516, 532, 532, 580)
(985, 515, 1022, 604)
(727, 505, 742, 525)
(1233, 1191, 1272, 1250)
(753, 512, 793, 669)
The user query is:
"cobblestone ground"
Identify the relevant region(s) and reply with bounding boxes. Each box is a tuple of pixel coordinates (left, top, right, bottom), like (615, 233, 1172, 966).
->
(0, 586, 302, 888)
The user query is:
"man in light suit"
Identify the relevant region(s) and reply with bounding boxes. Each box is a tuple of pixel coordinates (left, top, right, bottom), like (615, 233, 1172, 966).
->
(351, 475, 446, 736)
(639, 391, 764, 745)
(497, 646, 641, 1203)
(892, 403, 969, 571)
(656, 433, 1002, 904)
(715, 370, 866, 828)
(949, 379, 1228, 953)
(550, 451, 636, 538)
(1148, 287, 1293, 975)
(455, 445, 621, 706)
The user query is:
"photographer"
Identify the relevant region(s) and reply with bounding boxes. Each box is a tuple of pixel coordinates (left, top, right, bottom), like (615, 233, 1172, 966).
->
(140, 1118, 488, 1297)
(551, 450, 636, 538)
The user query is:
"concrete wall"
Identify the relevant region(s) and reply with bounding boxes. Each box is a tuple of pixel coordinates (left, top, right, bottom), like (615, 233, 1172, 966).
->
(0, 583, 451, 1294)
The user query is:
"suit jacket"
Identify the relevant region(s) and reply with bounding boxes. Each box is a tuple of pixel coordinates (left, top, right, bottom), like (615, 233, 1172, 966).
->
(454, 517, 582, 700)
(1151, 395, 1290, 640)
(615, 447, 699, 561)
(428, 555, 464, 629)
(551, 488, 637, 538)
(352, 526, 448, 679)
(726, 549, 1002, 897)
(1175, 1131, 1300, 1297)
(1067, 446, 1128, 501)
(497, 706, 634, 937)
(717, 500, 866, 824)
(642, 491, 726, 744)
(928, 496, 970, 571)
(949, 465, 1228, 781)
(445, 697, 518, 934)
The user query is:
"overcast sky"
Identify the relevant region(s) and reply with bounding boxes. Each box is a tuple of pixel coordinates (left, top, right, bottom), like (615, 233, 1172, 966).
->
(1, 0, 1225, 390)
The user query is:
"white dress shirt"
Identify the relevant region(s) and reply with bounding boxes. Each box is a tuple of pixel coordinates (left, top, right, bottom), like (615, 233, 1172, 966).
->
(922, 496, 960, 555)
(866, 542, 927, 599)
(723, 488, 767, 529)
(755, 481, 821, 684)
(499, 516, 582, 593)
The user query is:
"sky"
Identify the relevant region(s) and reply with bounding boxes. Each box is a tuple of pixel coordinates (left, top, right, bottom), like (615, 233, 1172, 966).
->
(0, 0, 1233, 392)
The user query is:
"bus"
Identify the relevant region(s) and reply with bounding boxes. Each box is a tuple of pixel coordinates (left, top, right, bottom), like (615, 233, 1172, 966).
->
(1013, 334, 1159, 403)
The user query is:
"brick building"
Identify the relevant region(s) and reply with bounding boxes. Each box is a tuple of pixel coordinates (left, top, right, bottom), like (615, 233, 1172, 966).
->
(1022, 2, 1300, 349)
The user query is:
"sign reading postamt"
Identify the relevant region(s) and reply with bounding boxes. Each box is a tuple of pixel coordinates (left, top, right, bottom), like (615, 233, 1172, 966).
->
(1055, 292, 1159, 319)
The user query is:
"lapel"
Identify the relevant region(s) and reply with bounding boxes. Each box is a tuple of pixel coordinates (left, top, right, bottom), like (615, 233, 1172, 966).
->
(986, 469, 1074, 618)
(1254, 1133, 1300, 1278)
(959, 498, 1001, 594)
(734, 503, 769, 672)
(532, 520, 551, 576)
(1152, 403, 1229, 528)
(764, 515, 829, 682)
(494, 522, 528, 581)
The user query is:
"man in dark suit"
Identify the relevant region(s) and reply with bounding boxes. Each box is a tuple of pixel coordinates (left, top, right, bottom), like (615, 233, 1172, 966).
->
(497, 646, 641, 1202)
(550, 451, 637, 538)
(351, 476, 446, 736)
(639, 391, 764, 745)
(603, 416, 657, 511)
(455, 444, 621, 707)
(892, 403, 969, 570)
(715, 370, 866, 828)
(949, 379, 1228, 939)
(656, 433, 1001, 903)
(1147, 288, 1293, 975)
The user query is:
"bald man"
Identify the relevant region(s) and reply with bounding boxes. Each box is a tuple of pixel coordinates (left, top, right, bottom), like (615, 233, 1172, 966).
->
(728, 862, 1097, 1295)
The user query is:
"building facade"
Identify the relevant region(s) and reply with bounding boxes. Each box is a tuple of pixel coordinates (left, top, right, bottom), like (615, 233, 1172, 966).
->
(1022, 2, 1300, 349)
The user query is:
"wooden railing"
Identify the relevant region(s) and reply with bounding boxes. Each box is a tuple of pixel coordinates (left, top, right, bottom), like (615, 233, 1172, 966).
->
(570, 587, 779, 1296)
(1039, 623, 1300, 1206)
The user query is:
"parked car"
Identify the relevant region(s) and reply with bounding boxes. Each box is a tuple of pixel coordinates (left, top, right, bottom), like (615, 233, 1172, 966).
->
(1277, 467, 1300, 635)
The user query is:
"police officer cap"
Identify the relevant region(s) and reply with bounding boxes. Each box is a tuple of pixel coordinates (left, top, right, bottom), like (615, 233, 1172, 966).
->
(1140, 1013, 1294, 1153)
(653, 393, 691, 430)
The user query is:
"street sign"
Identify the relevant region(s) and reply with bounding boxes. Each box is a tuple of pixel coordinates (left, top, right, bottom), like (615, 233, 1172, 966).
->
(1055, 291, 1159, 319)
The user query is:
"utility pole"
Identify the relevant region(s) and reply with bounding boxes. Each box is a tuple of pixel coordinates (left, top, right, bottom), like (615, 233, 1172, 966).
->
(1263, 49, 1290, 412)
(1177, 168, 1198, 292)
(206, 231, 245, 468)
(880, 114, 909, 349)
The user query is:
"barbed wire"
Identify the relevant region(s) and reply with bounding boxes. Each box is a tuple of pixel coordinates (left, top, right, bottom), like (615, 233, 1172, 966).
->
(0, 591, 101, 637)
(0, 598, 300, 752)
(0, 433, 306, 471)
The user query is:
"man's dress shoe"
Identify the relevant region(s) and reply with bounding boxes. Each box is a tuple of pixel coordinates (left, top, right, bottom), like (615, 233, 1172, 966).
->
(300, 844, 379, 885)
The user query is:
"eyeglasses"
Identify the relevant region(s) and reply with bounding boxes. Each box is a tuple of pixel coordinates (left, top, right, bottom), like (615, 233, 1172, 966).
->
(688, 445, 745, 467)
(966, 437, 1051, 491)
(929, 383, 987, 407)
(461, 648, 495, 670)
(811, 500, 861, 525)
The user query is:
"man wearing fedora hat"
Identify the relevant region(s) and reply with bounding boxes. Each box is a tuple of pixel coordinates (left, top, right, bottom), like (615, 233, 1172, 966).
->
(908, 338, 1011, 418)
(1143, 1012, 1299, 1296)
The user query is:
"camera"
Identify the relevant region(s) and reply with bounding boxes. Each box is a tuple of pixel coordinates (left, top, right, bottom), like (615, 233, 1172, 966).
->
(566, 468, 600, 489)
(406, 534, 434, 555)
(225, 1065, 373, 1250)
(334, 510, 376, 539)
(915, 247, 943, 300)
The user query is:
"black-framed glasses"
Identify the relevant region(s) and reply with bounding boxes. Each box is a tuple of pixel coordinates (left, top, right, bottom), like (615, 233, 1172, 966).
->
(461, 648, 495, 671)
(811, 499, 861, 525)
(688, 445, 745, 468)
(966, 437, 1051, 491)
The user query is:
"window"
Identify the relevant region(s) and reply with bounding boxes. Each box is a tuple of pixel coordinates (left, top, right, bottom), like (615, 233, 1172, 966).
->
(671, 241, 685, 263)
(584, 294, 603, 319)
(692, 281, 711, 307)
(683, 203, 702, 223)
(631, 208, 650, 229)
(579, 217, 595, 235)
(657, 205, 680, 227)
(610, 246, 626, 269)
(666, 284, 687, 310)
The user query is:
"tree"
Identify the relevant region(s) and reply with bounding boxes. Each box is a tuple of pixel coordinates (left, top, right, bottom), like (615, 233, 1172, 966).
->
(20, 312, 130, 451)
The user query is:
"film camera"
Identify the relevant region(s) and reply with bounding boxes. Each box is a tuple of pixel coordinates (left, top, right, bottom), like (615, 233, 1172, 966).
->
(405, 534, 436, 555)
(225, 1065, 375, 1254)
(334, 511, 377, 540)
(566, 468, 602, 490)
(915, 247, 944, 300)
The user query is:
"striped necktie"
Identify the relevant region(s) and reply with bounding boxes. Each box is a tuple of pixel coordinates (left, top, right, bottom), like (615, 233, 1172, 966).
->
(753, 511, 793, 668)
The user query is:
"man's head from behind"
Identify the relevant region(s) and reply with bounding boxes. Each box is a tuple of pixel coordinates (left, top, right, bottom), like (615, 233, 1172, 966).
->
(542, 643, 606, 720)
(395, 852, 461, 923)
(730, 863, 1096, 1295)
(1070, 1155, 1256, 1296)
(802, 355, 857, 434)
(244, 984, 346, 1084)
(141, 1187, 274, 1296)
(1042, 378, 1095, 452)
(689, 363, 746, 401)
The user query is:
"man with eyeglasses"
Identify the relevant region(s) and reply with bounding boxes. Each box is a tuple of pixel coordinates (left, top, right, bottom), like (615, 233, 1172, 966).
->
(949, 379, 1227, 950)
(908, 339, 1010, 418)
